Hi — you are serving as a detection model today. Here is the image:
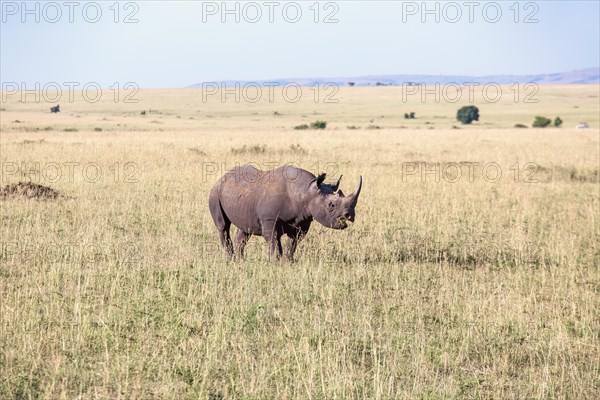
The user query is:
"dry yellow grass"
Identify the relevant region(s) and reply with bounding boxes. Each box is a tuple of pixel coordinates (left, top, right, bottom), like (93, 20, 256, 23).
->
(1, 85, 599, 399)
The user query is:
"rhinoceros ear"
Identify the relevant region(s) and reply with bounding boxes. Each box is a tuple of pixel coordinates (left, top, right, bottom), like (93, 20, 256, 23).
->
(316, 173, 326, 186)
(308, 174, 326, 193)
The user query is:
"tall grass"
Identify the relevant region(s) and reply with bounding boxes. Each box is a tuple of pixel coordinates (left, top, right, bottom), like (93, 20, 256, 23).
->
(0, 86, 598, 398)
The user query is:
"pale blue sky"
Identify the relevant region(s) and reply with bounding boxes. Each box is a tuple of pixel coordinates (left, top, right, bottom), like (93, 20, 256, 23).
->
(1, 1, 599, 88)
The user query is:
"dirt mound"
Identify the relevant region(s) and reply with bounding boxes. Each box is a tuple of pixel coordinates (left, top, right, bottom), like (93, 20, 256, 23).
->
(0, 182, 60, 200)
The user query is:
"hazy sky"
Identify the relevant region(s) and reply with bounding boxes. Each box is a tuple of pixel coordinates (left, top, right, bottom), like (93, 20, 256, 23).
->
(1, 1, 599, 87)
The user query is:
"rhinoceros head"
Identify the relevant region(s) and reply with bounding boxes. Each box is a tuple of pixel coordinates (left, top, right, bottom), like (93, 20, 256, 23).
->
(307, 173, 362, 230)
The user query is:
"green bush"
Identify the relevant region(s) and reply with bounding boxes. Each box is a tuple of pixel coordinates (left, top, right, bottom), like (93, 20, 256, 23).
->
(554, 117, 563, 127)
(514, 123, 528, 128)
(532, 116, 552, 128)
(94, 127, 102, 132)
(456, 106, 479, 125)
(294, 124, 309, 130)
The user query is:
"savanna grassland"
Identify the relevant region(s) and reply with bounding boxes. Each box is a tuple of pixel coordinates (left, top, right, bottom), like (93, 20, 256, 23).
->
(0, 85, 599, 399)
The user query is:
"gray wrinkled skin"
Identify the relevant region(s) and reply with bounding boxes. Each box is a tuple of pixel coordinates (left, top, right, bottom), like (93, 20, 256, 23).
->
(209, 165, 362, 261)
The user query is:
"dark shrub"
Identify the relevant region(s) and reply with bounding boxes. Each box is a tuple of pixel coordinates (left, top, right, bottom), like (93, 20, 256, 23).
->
(231, 145, 266, 154)
(310, 120, 327, 129)
(456, 106, 479, 125)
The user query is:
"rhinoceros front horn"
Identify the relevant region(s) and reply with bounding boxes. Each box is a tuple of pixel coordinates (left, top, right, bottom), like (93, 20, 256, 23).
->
(347, 176, 362, 207)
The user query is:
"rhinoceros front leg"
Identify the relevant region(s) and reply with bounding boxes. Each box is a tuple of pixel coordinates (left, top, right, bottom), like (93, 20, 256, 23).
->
(262, 220, 283, 260)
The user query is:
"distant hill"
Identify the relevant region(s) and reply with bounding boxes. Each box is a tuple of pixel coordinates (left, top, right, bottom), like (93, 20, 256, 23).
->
(189, 67, 599, 88)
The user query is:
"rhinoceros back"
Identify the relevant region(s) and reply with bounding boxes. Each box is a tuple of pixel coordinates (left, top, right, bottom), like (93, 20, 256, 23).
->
(214, 165, 290, 235)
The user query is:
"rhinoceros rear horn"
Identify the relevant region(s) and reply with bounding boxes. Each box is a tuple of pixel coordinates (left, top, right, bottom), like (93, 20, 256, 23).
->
(332, 175, 343, 192)
(347, 176, 362, 207)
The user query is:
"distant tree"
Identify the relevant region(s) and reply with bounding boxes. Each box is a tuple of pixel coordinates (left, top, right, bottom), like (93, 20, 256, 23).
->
(532, 116, 552, 128)
(554, 116, 563, 127)
(456, 106, 479, 125)
(310, 120, 327, 129)
(348, 82, 355, 87)
(409, 112, 415, 119)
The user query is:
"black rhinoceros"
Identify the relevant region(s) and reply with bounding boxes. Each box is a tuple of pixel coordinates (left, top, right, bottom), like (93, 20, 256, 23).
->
(209, 165, 362, 261)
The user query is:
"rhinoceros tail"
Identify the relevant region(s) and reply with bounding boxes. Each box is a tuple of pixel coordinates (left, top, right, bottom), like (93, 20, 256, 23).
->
(209, 186, 230, 230)
(209, 185, 235, 257)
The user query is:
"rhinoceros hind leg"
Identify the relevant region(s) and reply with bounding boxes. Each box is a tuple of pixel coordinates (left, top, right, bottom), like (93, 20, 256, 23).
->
(262, 220, 283, 260)
(285, 222, 311, 262)
(235, 229, 251, 259)
(219, 229, 234, 259)
(209, 195, 234, 258)
(284, 237, 298, 262)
